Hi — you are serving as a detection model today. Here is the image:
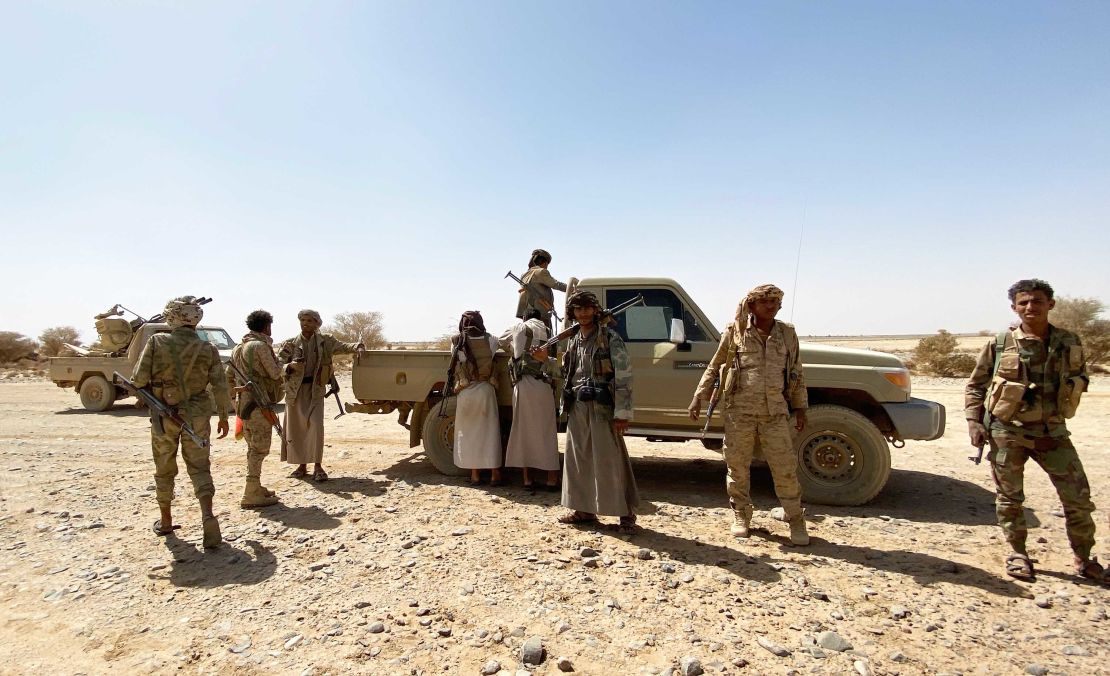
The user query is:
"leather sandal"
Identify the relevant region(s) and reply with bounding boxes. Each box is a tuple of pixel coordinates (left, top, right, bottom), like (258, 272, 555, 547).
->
(1005, 553, 1036, 581)
(312, 468, 329, 482)
(1075, 557, 1108, 585)
(152, 520, 181, 536)
(290, 466, 307, 479)
(557, 510, 597, 525)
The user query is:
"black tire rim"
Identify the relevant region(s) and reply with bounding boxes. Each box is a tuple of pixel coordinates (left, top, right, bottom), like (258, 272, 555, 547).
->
(800, 431, 864, 485)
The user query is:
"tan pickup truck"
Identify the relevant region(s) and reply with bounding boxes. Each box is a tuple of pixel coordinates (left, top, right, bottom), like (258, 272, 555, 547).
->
(350, 277, 946, 505)
(50, 307, 235, 412)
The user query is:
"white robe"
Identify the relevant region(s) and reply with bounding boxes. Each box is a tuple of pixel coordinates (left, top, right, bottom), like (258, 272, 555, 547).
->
(453, 335, 502, 469)
(505, 319, 559, 470)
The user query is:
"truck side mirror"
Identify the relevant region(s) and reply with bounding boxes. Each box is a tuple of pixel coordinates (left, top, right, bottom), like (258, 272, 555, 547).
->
(669, 318, 686, 345)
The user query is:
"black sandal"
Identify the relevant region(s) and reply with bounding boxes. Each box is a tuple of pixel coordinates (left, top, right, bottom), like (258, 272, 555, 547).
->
(1005, 553, 1036, 581)
(152, 520, 181, 536)
(1076, 557, 1108, 586)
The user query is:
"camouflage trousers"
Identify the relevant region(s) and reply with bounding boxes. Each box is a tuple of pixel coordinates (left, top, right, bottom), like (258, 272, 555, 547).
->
(242, 410, 272, 481)
(988, 429, 1096, 559)
(722, 407, 802, 521)
(151, 416, 213, 506)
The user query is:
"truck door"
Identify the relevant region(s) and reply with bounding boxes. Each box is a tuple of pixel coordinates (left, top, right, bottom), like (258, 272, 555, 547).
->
(604, 287, 718, 431)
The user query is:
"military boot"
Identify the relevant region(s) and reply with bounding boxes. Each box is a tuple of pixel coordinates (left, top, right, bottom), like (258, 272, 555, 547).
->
(241, 479, 279, 508)
(729, 503, 752, 538)
(788, 517, 810, 546)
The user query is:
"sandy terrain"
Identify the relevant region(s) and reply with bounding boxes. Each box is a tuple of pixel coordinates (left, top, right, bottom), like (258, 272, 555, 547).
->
(0, 376, 1107, 675)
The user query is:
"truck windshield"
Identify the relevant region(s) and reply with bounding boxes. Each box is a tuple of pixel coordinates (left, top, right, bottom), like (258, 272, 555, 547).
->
(605, 288, 710, 343)
(196, 329, 236, 350)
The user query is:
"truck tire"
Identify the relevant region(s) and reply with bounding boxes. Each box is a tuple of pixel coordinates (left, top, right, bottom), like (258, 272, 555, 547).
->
(420, 398, 467, 476)
(79, 375, 116, 412)
(795, 404, 890, 506)
(701, 438, 724, 451)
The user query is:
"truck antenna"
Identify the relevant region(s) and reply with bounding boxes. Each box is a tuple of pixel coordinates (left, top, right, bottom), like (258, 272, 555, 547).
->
(790, 205, 805, 323)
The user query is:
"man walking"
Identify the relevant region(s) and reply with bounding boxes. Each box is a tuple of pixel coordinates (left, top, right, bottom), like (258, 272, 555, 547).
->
(279, 309, 363, 482)
(689, 284, 810, 546)
(558, 290, 640, 533)
(230, 310, 283, 508)
(131, 296, 230, 548)
(966, 279, 1103, 583)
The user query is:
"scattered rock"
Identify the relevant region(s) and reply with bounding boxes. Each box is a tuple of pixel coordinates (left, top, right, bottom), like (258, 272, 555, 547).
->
(368, 622, 385, 634)
(437, 627, 452, 638)
(890, 605, 910, 619)
(679, 656, 704, 676)
(480, 659, 501, 675)
(1034, 595, 1053, 609)
(579, 547, 598, 558)
(889, 650, 908, 663)
(556, 656, 574, 672)
(757, 636, 791, 657)
(636, 548, 654, 560)
(284, 634, 303, 649)
(521, 636, 545, 665)
(229, 636, 252, 654)
(816, 631, 852, 652)
(1025, 665, 1049, 676)
(854, 660, 872, 676)
(1061, 645, 1088, 656)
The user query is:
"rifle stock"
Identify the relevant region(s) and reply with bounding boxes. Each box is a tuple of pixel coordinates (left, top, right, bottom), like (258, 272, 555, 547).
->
(701, 377, 720, 438)
(226, 361, 284, 436)
(113, 372, 209, 449)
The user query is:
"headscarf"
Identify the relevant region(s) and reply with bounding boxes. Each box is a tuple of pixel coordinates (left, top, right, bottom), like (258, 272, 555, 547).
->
(297, 309, 322, 324)
(163, 296, 203, 328)
(456, 311, 488, 367)
(735, 284, 785, 324)
(528, 248, 552, 268)
(565, 289, 601, 314)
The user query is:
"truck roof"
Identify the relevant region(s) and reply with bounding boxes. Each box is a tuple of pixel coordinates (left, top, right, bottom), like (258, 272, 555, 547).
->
(578, 277, 682, 287)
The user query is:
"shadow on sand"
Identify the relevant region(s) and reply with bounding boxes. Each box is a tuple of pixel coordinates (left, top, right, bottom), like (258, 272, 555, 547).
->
(153, 536, 277, 588)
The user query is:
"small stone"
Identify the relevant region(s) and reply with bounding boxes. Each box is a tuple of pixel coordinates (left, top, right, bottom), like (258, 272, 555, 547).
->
(636, 548, 654, 560)
(284, 634, 303, 649)
(890, 605, 910, 619)
(368, 622, 385, 634)
(854, 660, 872, 676)
(579, 547, 598, 558)
(816, 631, 852, 652)
(757, 636, 791, 657)
(437, 627, 452, 638)
(680, 656, 704, 676)
(521, 636, 545, 665)
(1061, 645, 1088, 656)
(308, 561, 328, 572)
(556, 622, 571, 634)
(461, 584, 475, 595)
(229, 636, 252, 654)
(810, 591, 830, 601)
(451, 527, 471, 536)
(1034, 595, 1053, 609)
(661, 562, 677, 574)
(889, 650, 908, 663)
(480, 660, 501, 675)
(1025, 665, 1049, 676)
(556, 656, 574, 672)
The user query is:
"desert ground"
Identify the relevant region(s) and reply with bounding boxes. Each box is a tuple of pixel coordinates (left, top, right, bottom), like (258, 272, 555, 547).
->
(0, 372, 1107, 676)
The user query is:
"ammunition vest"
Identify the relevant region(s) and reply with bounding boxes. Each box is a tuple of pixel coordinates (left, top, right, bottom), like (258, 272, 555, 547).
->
(986, 327, 1086, 425)
(510, 325, 547, 384)
(561, 327, 616, 406)
(464, 335, 495, 383)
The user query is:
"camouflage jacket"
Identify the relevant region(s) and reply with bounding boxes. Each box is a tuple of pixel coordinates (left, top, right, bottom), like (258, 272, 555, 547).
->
(964, 324, 1088, 436)
(132, 326, 231, 421)
(278, 332, 360, 403)
(562, 326, 633, 420)
(515, 266, 567, 318)
(228, 331, 284, 413)
(694, 318, 808, 416)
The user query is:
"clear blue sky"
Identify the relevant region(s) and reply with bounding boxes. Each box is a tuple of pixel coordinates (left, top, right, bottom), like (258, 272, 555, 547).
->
(2, 1, 1107, 344)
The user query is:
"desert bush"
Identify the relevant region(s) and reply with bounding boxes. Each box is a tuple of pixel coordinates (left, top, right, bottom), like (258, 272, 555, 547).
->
(39, 326, 81, 357)
(913, 329, 976, 377)
(0, 331, 38, 363)
(428, 333, 455, 350)
(1052, 296, 1109, 364)
(325, 311, 386, 349)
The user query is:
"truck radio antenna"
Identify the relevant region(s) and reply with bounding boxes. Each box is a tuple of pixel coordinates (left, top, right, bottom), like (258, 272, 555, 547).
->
(789, 205, 805, 323)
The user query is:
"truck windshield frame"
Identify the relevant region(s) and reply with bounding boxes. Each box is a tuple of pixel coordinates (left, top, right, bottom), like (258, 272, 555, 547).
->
(605, 287, 711, 343)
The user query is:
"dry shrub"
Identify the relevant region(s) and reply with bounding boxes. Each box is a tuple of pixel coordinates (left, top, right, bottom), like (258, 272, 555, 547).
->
(913, 330, 976, 377)
(1052, 296, 1109, 365)
(39, 326, 81, 357)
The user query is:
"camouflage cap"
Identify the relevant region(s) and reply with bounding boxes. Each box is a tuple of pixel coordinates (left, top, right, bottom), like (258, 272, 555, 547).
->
(164, 296, 203, 328)
(736, 284, 784, 321)
(565, 289, 601, 313)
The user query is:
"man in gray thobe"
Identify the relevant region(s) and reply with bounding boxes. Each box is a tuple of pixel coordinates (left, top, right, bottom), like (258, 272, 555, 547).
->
(278, 309, 362, 482)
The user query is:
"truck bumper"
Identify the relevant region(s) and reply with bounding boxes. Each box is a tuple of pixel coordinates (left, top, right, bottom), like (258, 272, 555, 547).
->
(882, 397, 946, 441)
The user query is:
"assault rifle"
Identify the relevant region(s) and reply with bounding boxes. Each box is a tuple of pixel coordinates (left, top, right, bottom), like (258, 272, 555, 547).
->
(439, 334, 463, 418)
(113, 371, 209, 449)
(529, 294, 646, 355)
(505, 270, 562, 323)
(701, 376, 720, 438)
(324, 375, 347, 420)
(225, 361, 283, 436)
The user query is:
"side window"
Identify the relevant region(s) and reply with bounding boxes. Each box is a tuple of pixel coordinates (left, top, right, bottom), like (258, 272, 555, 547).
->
(606, 289, 709, 343)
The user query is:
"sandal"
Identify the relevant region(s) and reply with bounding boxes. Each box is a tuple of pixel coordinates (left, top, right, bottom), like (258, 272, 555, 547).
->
(467, 477, 484, 486)
(558, 510, 598, 525)
(313, 468, 329, 482)
(291, 466, 307, 479)
(1005, 553, 1036, 581)
(152, 520, 181, 536)
(618, 517, 641, 535)
(1075, 557, 1108, 585)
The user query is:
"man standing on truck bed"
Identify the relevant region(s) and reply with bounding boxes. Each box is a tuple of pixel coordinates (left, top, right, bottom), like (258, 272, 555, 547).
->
(279, 309, 363, 482)
(515, 248, 568, 335)
(688, 284, 810, 546)
(558, 290, 640, 534)
(131, 296, 230, 548)
(965, 279, 1105, 584)
(230, 310, 283, 508)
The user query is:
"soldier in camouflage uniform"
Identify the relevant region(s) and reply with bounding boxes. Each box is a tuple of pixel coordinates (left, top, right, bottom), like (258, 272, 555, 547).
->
(229, 310, 283, 509)
(131, 296, 230, 548)
(557, 290, 641, 534)
(966, 279, 1104, 584)
(689, 284, 810, 546)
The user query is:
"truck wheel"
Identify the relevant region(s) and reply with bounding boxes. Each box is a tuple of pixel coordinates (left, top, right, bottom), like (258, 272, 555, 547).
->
(795, 404, 890, 506)
(420, 399, 467, 476)
(701, 438, 724, 451)
(79, 375, 116, 412)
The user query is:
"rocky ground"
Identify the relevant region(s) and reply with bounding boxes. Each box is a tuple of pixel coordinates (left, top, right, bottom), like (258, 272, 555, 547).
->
(0, 377, 1107, 675)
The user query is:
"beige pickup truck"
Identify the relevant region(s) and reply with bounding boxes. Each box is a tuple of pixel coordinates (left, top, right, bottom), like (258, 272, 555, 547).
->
(350, 277, 946, 506)
(50, 309, 235, 412)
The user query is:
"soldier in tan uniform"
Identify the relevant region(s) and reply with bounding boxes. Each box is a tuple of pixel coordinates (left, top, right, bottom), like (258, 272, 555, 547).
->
(131, 296, 230, 548)
(966, 279, 1104, 584)
(278, 309, 363, 482)
(689, 284, 810, 546)
(229, 310, 283, 508)
(515, 249, 568, 335)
